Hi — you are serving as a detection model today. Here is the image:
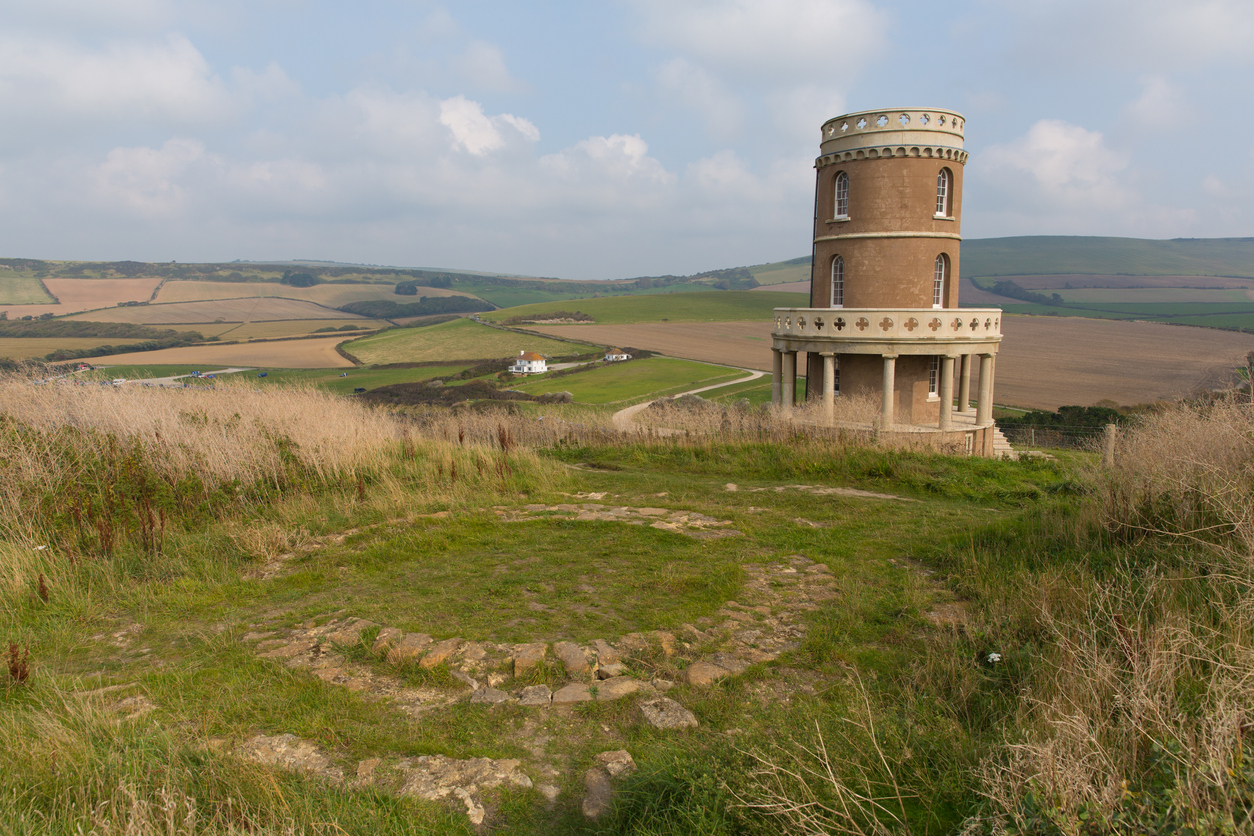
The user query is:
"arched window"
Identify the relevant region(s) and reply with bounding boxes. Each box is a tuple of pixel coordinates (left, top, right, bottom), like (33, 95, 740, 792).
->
(831, 255, 844, 308)
(935, 168, 952, 217)
(933, 254, 947, 308)
(834, 171, 849, 219)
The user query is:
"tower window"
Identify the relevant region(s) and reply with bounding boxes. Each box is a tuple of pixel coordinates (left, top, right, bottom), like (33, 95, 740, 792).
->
(929, 356, 940, 397)
(935, 168, 953, 217)
(933, 254, 947, 308)
(831, 255, 844, 308)
(834, 171, 849, 219)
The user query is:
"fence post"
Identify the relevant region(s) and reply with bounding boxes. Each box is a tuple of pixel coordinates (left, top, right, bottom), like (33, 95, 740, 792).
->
(1029, 427, 1035, 447)
(1103, 424, 1118, 467)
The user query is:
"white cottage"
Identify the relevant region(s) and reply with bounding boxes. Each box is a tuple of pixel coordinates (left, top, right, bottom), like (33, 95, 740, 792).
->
(509, 351, 547, 375)
(603, 348, 631, 362)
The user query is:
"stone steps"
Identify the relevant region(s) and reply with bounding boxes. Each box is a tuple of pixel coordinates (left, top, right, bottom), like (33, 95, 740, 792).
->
(992, 424, 1017, 460)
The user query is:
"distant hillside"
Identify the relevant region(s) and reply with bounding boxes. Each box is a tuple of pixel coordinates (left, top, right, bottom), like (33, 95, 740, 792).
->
(962, 237, 1254, 279)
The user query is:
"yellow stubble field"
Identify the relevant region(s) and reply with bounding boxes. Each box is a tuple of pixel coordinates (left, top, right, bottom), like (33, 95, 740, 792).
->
(85, 336, 356, 369)
(154, 281, 479, 306)
(0, 278, 164, 319)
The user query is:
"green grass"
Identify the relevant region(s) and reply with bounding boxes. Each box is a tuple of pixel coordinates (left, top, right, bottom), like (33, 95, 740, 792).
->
(509, 357, 746, 404)
(1057, 287, 1252, 304)
(482, 291, 808, 326)
(992, 302, 1254, 329)
(452, 280, 717, 308)
(747, 256, 811, 286)
(343, 319, 588, 365)
(0, 272, 55, 305)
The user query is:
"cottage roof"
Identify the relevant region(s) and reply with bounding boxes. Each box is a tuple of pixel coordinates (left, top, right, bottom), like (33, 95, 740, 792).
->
(606, 348, 622, 354)
(518, 351, 544, 361)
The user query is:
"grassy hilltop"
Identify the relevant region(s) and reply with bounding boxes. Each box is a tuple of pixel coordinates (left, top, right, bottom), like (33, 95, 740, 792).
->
(2, 375, 1253, 833)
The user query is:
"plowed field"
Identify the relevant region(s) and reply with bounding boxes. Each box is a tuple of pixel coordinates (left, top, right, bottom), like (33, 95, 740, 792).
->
(530, 316, 1254, 410)
(154, 281, 478, 306)
(67, 298, 363, 324)
(86, 336, 355, 369)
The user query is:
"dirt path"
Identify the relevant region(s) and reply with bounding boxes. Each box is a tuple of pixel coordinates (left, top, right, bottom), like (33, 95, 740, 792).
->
(611, 367, 764, 431)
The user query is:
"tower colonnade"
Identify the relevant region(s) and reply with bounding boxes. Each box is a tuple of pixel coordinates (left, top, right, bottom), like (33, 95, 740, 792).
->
(770, 108, 1003, 455)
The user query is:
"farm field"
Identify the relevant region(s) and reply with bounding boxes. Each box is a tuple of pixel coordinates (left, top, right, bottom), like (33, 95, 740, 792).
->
(85, 364, 473, 394)
(66, 298, 364, 324)
(451, 279, 715, 308)
(533, 315, 1254, 411)
(482, 290, 807, 326)
(510, 357, 746, 404)
(86, 335, 355, 368)
(166, 319, 387, 340)
(0, 337, 127, 360)
(747, 256, 810, 286)
(1002, 273, 1254, 291)
(154, 280, 477, 306)
(0, 272, 54, 305)
(992, 302, 1254, 330)
(343, 319, 586, 365)
(753, 281, 809, 294)
(962, 235, 1254, 278)
(0, 278, 163, 319)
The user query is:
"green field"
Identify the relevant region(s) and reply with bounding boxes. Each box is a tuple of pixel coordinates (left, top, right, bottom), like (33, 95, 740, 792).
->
(1058, 287, 1252, 304)
(963, 236, 1254, 278)
(450, 280, 717, 308)
(509, 357, 745, 404)
(86, 363, 474, 393)
(343, 319, 589, 365)
(482, 291, 808, 326)
(0, 272, 54, 305)
(995, 301, 1254, 329)
(747, 256, 811, 286)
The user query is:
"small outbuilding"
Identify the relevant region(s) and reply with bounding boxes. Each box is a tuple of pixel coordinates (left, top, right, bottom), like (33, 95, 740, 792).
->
(509, 351, 547, 375)
(604, 348, 631, 362)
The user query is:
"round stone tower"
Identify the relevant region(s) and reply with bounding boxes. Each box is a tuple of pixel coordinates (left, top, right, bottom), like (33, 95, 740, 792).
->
(771, 108, 1004, 455)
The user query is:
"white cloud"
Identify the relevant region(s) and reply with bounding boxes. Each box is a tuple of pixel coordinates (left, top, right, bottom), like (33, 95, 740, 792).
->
(0, 0, 172, 31)
(626, 0, 888, 81)
(656, 58, 745, 136)
(94, 137, 207, 217)
(542, 134, 673, 186)
(438, 95, 538, 155)
(0, 33, 234, 126)
(982, 119, 1132, 210)
(452, 40, 526, 93)
(1124, 76, 1189, 128)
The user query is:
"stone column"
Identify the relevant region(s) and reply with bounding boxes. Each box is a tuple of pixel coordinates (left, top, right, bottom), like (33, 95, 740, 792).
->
(976, 353, 993, 425)
(939, 355, 955, 431)
(880, 355, 896, 428)
(958, 354, 972, 413)
(782, 351, 796, 409)
(771, 348, 782, 405)
(821, 353, 836, 420)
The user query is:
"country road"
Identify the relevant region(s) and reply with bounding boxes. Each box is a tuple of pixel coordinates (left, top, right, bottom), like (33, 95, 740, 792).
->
(610, 367, 765, 431)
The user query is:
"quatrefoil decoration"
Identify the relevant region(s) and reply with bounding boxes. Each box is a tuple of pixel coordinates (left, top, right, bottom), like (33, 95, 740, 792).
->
(969, 318, 979, 330)
(774, 317, 781, 328)
(814, 317, 824, 330)
(904, 317, 919, 332)
(984, 318, 992, 330)
(840, 121, 849, 132)
(994, 318, 1000, 329)
(951, 317, 963, 330)
(928, 317, 942, 332)
(827, 126, 835, 137)
(879, 317, 894, 331)
(876, 114, 889, 127)
(798, 317, 807, 330)
(855, 317, 869, 331)
(856, 117, 867, 130)
(834, 317, 846, 331)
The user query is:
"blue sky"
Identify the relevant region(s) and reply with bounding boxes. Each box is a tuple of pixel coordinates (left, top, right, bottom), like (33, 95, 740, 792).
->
(0, 0, 1250, 279)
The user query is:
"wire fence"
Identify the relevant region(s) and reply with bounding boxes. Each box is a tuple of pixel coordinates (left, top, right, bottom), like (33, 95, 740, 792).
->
(1000, 423, 1114, 450)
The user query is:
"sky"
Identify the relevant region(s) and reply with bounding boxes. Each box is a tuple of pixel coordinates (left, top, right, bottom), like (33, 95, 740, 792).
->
(0, 0, 1251, 280)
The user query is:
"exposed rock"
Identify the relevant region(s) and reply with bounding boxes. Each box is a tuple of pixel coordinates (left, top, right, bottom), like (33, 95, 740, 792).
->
(537, 783, 560, 804)
(239, 734, 344, 782)
(595, 677, 641, 701)
(420, 637, 463, 669)
(652, 678, 675, 692)
(263, 639, 316, 660)
(582, 768, 613, 819)
(459, 642, 487, 662)
(387, 633, 432, 665)
(553, 641, 589, 676)
(596, 662, 627, 679)
(371, 627, 402, 655)
(683, 661, 731, 687)
(513, 642, 547, 677)
(470, 687, 512, 705)
(240, 631, 274, 643)
(396, 755, 532, 824)
(324, 619, 378, 647)
(552, 683, 592, 704)
(356, 758, 381, 784)
(592, 639, 620, 665)
(596, 749, 637, 778)
(518, 685, 552, 706)
(640, 698, 698, 730)
(653, 631, 677, 655)
(707, 653, 750, 675)
(451, 670, 479, 690)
